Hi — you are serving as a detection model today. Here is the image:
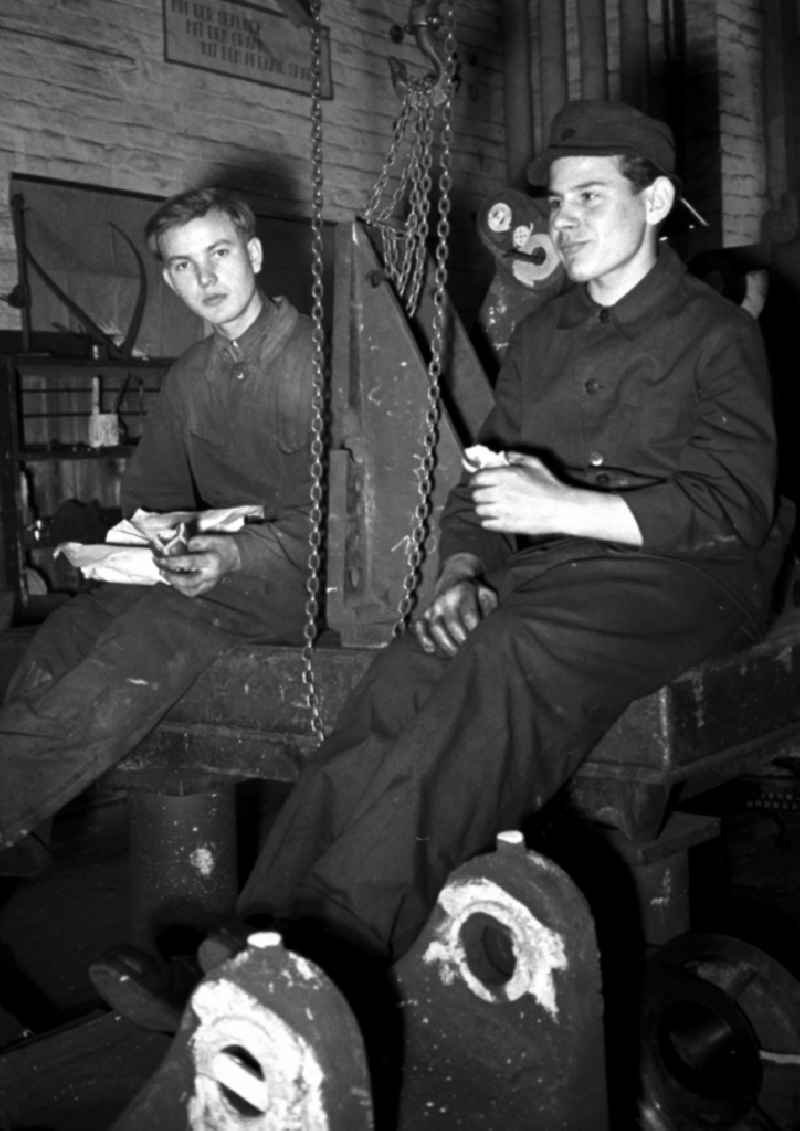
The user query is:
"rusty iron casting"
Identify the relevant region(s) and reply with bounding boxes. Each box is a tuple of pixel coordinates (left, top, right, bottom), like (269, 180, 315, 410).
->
(324, 219, 492, 646)
(110, 932, 374, 1130)
(394, 830, 608, 1129)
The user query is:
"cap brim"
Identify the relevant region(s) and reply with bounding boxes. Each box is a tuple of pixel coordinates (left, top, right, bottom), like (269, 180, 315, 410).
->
(527, 144, 677, 188)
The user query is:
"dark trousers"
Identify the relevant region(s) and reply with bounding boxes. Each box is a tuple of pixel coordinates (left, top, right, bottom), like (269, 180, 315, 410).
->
(238, 544, 764, 962)
(0, 583, 288, 847)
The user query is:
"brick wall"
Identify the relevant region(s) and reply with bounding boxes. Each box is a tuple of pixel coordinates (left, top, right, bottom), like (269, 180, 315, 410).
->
(675, 0, 767, 249)
(0, 0, 777, 331)
(717, 0, 767, 245)
(0, 0, 507, 333)
(530, 0, 769, 252)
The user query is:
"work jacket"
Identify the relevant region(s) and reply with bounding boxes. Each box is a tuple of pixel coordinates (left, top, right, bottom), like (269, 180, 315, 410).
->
(440, 246, 785, 617)
(121, 294, 313, 639)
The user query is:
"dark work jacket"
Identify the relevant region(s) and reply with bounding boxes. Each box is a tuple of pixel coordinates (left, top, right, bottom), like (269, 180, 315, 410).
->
(440, 246, 785, 618)
(121, 295, 313, 640)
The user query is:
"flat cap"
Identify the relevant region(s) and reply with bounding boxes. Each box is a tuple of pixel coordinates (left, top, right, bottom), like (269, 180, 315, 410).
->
(527, 99, 676, 186)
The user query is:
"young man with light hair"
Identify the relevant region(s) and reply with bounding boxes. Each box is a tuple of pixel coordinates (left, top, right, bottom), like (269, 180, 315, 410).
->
(0, 187, 314, 860)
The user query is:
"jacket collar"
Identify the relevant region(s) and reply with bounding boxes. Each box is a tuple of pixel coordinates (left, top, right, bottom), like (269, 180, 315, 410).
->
(556, 243, 687, 338)
(211, 293, 298, 366)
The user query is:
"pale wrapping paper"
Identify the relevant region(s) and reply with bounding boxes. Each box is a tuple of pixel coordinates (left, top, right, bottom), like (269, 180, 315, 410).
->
(55, 504, 265, 585)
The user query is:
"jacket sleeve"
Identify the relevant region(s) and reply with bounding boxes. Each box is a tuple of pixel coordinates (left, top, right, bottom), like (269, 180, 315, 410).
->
(623, 315, 777, 555)
(120, 369, 197, 516)
(232, 502, 310, 582)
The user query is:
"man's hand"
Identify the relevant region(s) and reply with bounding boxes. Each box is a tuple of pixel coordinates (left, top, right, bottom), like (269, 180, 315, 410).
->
(470, 451, 644, 545)
(470, 452, 568, 534)
(154, 534, 241, 598)
(415, 553, 498, 657)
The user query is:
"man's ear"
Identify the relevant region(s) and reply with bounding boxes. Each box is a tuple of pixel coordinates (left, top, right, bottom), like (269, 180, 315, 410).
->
(644, 175, 676, 227)
(162, 266, 177, 294)
(247, 236, 263, 275)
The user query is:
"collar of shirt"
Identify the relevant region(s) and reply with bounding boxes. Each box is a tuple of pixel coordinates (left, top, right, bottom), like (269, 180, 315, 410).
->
(556, 243, 686, 339)
(210, 294, 299, 371)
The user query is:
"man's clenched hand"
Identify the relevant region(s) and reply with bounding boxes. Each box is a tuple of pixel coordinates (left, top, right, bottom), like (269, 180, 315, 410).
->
(154, 534, 241, 598)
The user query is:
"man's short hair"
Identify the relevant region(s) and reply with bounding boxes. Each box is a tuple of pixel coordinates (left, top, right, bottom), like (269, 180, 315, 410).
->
(618, 154, 666, 192)
(145, 187, 256, 260)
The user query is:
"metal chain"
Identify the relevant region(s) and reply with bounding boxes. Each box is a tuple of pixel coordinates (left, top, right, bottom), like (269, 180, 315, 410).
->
(393, 2, 456, 633)
(301, 0, 326, 742)
(363, 27, 453, 322)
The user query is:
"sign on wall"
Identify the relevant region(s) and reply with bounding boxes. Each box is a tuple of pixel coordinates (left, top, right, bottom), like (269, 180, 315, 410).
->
(164, 0, 333, 97)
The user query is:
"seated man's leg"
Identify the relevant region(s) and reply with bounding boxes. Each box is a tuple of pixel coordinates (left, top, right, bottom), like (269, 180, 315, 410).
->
(238, 549, 760, 963)
(4, 584, 145, 704)
(0, 584, 235, 847)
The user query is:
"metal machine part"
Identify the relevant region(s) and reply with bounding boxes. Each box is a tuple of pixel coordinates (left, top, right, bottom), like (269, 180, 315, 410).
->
(640, 932, 800, 1129)
(394, 830, 608, 1130)
(111, 932, 374, 1131)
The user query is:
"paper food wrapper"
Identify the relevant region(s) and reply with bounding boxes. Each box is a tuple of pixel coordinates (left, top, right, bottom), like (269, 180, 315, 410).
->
(462, 445, 510, 473)
(55, 504, 265, 586)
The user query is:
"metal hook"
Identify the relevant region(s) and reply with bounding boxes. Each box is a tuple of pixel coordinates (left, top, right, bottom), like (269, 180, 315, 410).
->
(389, 0, 451, 100)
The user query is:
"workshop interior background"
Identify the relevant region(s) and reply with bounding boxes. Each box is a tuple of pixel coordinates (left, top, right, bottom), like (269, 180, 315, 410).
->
(2, 0, 800, 1126)
(1, 0, 798, 595)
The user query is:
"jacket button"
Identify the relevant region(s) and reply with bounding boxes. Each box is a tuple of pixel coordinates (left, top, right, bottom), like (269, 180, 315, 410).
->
(598, 308, 610, 323)
(589, 450, 605, 467)
(584, 377, 599, 394)
(596, 472, 610, 486)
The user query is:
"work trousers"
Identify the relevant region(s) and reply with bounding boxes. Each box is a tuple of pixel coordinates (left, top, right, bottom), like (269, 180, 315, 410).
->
(0, 583, 292, 847)
(238, 542, 765, 962)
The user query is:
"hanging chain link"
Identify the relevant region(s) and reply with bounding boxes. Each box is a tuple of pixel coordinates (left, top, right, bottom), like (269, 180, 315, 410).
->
(301, 2, 458, 736)
(391, 3, 457, 633)
(301, 0, 326, 742)
(363, 4, 456, 323)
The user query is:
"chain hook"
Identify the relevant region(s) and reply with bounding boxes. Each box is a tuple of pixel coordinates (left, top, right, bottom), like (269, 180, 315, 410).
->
(389, 0, 452, 105)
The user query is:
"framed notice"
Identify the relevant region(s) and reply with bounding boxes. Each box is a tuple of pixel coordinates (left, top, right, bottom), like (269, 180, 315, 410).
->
(164, 0, 333, 97)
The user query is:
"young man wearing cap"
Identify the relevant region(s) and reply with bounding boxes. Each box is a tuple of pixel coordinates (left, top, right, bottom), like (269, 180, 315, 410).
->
(94, 103, 788, 1037)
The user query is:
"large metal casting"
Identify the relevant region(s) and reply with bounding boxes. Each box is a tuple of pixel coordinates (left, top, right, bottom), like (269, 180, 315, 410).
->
(325, 220, 492, 646)
(110, 932, 374, 1131)
(394, 830, 608, 1130)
